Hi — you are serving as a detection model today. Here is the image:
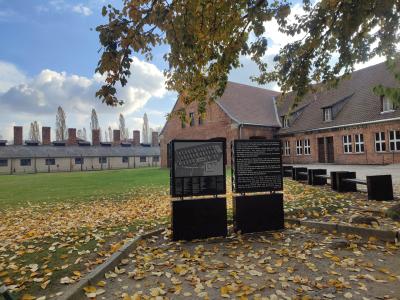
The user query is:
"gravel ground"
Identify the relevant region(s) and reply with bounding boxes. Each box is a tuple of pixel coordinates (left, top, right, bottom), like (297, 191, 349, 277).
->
(93, 227, 400, 300)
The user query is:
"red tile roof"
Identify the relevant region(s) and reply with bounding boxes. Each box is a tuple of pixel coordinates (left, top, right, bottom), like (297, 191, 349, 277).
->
(217, 82, 281, 127)
(277, 62, 400, 134)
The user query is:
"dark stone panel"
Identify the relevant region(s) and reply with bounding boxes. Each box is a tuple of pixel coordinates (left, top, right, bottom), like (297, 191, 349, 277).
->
(367, 175, 394, 201)
(171, 197, 227, 241)
(293, 167, 308, 181)
(336, 172, 357, 192)
(309, 169, 327, 185)
(283, 166, 293, 177)
(233, 193, 284, 234)
(330, 171, 340, 190)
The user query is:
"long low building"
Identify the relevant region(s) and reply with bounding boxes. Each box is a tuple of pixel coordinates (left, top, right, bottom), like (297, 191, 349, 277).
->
(0, 127, 160, 175)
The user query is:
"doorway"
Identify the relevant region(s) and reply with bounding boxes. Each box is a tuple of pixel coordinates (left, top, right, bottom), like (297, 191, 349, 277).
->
(318, 137, 335, 163)
(326, 137, 335, 163)
(317, 138, 325, 163)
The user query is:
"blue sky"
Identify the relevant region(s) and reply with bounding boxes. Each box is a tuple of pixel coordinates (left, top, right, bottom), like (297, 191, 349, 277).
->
(0, 0, 384, 142)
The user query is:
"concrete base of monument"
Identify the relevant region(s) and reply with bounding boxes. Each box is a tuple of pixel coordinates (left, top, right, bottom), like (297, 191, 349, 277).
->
(171, 197, 228, 241)
(233, 193, 284, 234)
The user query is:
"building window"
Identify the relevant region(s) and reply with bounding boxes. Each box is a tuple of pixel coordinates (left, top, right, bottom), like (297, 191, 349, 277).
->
(189, 112, 195, 127)
(284, 141, 290, 156)
(181, 119, 186, 129)
(375, 132, 386, 152)
(99, 157, 107, 164)
(355, 134, 364, 153)
(381, 96, 395, 113)
(140, 156, 146, 162)
(343, 135, 352, 153)
(304, 139, 311, 155)
(75, 157, 84, 164)
(20, 159, 31, 166)
(296, 140, 303, 155)
(323, 107, 332, 122)
(153, 156, 159, 162)
(198, 116, 204, 125)
(0, 159, 8, 167)
(281, 116, 289, 128)
(45, 158, 55, 166)
(122, 156, 129, 163)
(389, 130, 400, 151)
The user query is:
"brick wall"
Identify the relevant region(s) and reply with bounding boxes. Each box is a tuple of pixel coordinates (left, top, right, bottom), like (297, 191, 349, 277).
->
(281, 120, 400, 165)
(160, 100, 277, 167)
(42, 127, 51, 145)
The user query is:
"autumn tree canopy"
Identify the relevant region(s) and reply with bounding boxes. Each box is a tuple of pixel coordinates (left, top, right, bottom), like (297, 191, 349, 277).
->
(95, 0, 400, 116)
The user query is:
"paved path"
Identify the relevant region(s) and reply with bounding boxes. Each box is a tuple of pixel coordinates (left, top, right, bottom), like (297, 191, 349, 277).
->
(96, 229, 400, 300)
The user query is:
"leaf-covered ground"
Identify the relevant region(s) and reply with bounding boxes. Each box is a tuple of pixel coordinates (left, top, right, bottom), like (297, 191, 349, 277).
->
(0, 169, 398, 299)
(90, 228, 400, 300)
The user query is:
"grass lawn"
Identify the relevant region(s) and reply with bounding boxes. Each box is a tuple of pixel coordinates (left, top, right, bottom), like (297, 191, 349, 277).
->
(0, 168, 169, 208)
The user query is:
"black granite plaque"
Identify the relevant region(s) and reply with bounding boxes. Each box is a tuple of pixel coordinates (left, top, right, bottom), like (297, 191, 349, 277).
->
(171, 197, 228, 240)
(170, 140, 226, 197)
(232, 139, 283, 193)
(233, 193, 284, 233)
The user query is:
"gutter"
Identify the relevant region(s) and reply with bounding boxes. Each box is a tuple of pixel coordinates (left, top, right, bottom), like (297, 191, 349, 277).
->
(277, 116, 400, 136)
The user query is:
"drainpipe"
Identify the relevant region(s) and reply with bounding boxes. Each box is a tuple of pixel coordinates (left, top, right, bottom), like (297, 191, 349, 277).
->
(239, 124, 243, 139)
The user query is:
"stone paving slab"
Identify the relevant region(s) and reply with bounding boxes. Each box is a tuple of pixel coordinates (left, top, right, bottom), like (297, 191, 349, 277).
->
(94, 228, 400, 300)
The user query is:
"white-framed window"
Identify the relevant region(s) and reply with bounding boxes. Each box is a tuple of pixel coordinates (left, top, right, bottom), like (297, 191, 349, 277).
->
(304, 139, 311, 155)
(382, 96, 395, 113)
(296, 140, 303, 155)
(389, 130, 400, 151)
(45, 158, 56, 165)
(284, 140, 290, 156)
(323, 107, 332, 122)
(343, 135, 352, 153)
(354, 133, 364, 153)
(375, 132, 386, 152)
(282, 116, 289, 128)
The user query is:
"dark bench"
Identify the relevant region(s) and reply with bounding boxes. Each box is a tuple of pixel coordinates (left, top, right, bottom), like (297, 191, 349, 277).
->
(337, 172, 394, 201)
(308, 169, 328, 185)
(282, 166, 293, 177)
(292, 167, 308, 181)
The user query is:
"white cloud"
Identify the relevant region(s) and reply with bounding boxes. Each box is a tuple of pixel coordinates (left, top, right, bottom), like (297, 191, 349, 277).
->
(0, 57, 167, 141)
(72, 4, 92, 16)
(0, 61, 27, 93)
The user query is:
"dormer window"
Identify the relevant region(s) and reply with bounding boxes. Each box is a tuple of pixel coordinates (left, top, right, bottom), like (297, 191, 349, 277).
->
(323, 107, 332, 122)
(281, 116, 289, 128)
(381, 96, 395, 113)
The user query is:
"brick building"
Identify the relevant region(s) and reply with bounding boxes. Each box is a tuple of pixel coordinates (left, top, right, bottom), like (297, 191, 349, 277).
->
(278, 62, 400, 165)
(159, 82, 281, 167)
(160, 62, 400, 167)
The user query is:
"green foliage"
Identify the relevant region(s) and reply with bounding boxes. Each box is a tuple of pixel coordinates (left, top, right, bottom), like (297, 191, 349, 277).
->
(96, 0, 400, 114)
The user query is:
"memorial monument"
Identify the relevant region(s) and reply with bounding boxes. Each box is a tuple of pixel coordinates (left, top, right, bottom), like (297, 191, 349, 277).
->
(232, 139, 284, 233)
(170, 140, 227, 240)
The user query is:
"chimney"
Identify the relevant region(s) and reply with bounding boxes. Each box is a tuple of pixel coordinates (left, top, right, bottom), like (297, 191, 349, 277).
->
(42, 127, 51, 145)
(151, 131, 159, 147)
(92, 129, 100, 146)
(113, 129, 120, 145)
(14, 126, 23, 145)
(67, 128, 77, 145)
(133, 130, 140, 146)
